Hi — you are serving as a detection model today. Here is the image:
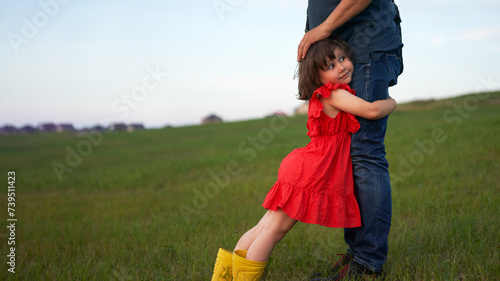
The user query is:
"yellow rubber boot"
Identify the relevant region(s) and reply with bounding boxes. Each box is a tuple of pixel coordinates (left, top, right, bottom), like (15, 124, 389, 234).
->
(232, 250, 267, 281)
(211, 248, 233, 281)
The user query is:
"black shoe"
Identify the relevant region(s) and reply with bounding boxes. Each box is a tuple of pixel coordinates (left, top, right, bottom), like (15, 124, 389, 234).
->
(310, 253, 354, 279)
(314, 261, 383, 281)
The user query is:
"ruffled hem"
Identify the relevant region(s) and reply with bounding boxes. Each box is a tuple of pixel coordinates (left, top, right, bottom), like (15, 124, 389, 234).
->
(262, 180, 361, 228)
(307, 83, 360, 135)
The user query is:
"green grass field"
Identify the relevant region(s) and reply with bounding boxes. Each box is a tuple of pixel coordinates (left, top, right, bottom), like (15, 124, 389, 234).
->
(1, 91, 499, 280)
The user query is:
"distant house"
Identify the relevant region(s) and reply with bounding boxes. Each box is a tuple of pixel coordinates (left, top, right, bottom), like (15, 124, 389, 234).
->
(108, 123, 128, 132)
(295, 102, 308, 115)
(19, 125, 37, 134)
(79, 125, 106, 136)
(268, 111, 288, 117)
(0, 125, 18, 135)
(127, 124, 145, 132)
(57, 123, 75, 132)
(202, 114, 223, 124)
(90, 125, 106, 133)
(38, 123, 57, 132)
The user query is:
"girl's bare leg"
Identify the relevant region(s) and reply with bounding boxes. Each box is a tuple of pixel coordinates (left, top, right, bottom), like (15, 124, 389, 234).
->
(234, 210, 272, 251)
(246, 209, 297, 262)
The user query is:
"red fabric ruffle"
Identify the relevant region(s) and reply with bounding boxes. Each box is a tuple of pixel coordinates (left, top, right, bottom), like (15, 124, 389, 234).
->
(307, 83, 360, 137)
(263, 180, 361, 228)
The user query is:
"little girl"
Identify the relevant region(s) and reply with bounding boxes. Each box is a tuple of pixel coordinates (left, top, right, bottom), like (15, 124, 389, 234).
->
(211, 37, 397, 280)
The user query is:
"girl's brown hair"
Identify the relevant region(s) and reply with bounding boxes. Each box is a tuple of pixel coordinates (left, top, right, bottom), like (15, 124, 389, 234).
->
(297, 36, 353, 100)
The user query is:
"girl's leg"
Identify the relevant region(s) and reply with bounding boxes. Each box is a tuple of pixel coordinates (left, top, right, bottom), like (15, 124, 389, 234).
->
(234, 210, 272, 251)
(246, 209, 297, 262)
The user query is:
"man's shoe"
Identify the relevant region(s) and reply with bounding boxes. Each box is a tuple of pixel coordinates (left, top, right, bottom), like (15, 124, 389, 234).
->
(324, 261, 383, 281)
(310, 253, 354, 279)
(331, 253, 354, 273)
(311, 261, 384, 281)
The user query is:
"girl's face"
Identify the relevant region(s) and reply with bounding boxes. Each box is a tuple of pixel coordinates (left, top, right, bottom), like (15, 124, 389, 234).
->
(318, 47, 354, 85)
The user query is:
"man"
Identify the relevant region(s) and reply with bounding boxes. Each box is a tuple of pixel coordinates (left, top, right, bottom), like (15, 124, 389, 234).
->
(298, 0, 403, 280)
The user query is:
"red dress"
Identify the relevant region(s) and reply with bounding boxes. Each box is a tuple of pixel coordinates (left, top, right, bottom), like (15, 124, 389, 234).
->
(262, 83, 361, 228)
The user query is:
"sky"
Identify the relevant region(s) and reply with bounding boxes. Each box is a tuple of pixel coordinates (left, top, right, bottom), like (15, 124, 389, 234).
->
(1, 0, 499, 129)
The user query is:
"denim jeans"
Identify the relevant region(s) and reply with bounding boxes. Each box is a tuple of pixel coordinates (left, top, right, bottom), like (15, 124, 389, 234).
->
(345, 48, 403, 273)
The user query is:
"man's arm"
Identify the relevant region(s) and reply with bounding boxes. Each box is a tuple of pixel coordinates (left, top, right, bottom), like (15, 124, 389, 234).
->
(297, 0, 372, 61)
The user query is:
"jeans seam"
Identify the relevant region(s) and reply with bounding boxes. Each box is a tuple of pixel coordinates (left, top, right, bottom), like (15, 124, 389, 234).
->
(385, 52, 403, 84)
(362, 62, 371, 152)
(385, 53, 399, 79)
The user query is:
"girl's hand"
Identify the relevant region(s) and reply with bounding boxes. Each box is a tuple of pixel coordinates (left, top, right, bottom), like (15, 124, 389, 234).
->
(297, 25, 332, 62)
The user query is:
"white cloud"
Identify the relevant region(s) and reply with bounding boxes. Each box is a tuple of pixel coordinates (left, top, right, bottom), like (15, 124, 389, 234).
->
(411, 25, 500, 47)
(458, 26, 500, 43)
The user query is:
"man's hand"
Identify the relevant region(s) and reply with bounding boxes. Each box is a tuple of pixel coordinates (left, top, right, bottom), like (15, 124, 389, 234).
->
(297, 24, 332, 62)
(297, 0, 372, 62)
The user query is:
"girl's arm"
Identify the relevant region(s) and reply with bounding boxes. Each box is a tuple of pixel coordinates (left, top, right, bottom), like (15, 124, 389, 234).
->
(322, 89, 397, 120)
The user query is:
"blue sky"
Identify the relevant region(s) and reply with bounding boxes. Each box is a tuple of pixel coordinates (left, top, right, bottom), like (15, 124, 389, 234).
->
(1, 0, 499, 128)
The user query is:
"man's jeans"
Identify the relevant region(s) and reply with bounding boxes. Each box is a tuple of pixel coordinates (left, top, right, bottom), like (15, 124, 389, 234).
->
(345, 48, 403, 273)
